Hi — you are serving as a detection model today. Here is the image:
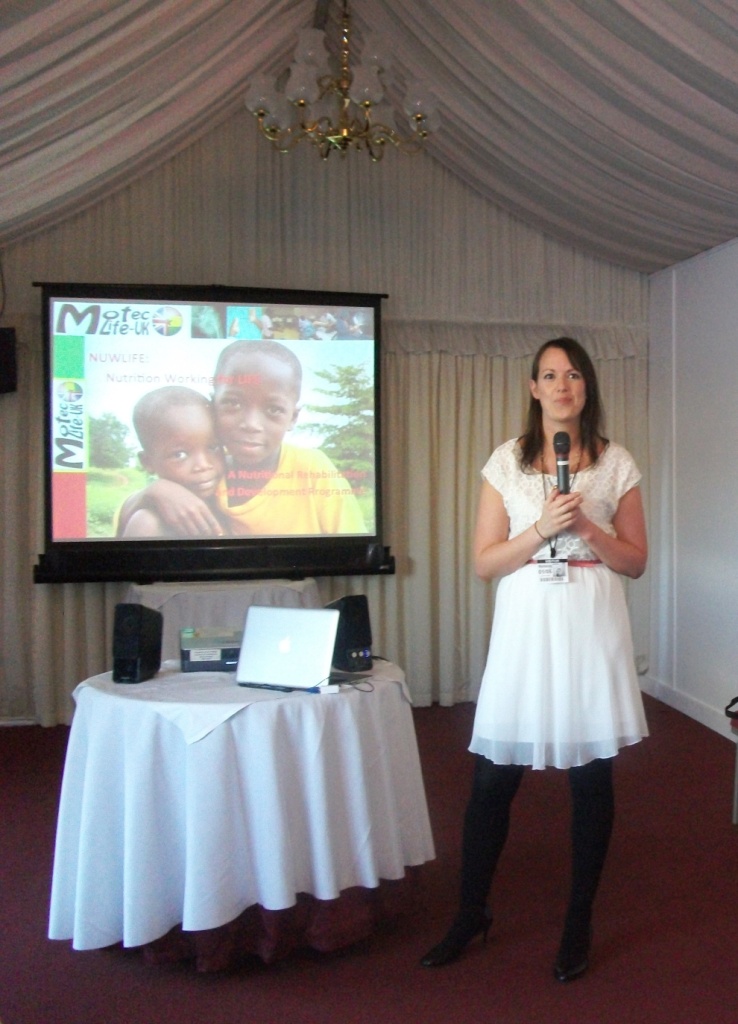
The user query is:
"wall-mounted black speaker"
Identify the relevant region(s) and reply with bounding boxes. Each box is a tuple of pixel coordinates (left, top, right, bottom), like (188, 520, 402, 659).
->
(112, 603, 163, 683)
(0, 328, 17, 394)
(326, 594, 373, 672)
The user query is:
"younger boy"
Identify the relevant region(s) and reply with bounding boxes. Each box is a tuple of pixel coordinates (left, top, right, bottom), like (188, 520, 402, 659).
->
(118, 386, 227, 538)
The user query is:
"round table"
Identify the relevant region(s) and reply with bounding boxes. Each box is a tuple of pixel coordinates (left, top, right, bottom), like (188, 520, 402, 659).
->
(48, 660, 435, 969)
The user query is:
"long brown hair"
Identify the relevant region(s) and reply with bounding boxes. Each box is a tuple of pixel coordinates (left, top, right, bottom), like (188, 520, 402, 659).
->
(519, 337, 607, 469)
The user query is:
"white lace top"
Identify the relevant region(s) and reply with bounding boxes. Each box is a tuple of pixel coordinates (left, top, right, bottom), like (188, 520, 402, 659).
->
(481, 438, 641, 562)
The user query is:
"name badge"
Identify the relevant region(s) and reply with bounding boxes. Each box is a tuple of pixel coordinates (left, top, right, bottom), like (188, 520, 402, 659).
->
(536, 557, 569, 584)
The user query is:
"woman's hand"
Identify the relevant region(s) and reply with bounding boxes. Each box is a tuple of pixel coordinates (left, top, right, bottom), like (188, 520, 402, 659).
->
(535, 487, 583, 540)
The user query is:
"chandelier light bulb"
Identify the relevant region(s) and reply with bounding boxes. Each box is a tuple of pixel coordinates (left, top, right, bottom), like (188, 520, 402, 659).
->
(348, 65, 384, 106)
(245, 76, 279, 115)
(403, 81, 438, 120)
(293, 27, 328, 66)
(360, 32, 393, 72)
(285, 62, 322, 104)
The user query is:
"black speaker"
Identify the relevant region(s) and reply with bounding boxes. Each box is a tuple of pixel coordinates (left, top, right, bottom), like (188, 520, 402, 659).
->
(366, 542, 384, 569)
(0, 328, 17, 394)
(326, 594, 373, 672)
(112, 603, 163, 683)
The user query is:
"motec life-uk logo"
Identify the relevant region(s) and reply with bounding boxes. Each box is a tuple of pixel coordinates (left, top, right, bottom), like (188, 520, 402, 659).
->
(54, 301, 184, 337)
(53, 379, 85, 469)
(51, 301, 185, 473)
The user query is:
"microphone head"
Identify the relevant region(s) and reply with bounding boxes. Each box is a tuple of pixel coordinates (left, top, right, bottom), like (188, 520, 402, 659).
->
(553, 431, 571, 455)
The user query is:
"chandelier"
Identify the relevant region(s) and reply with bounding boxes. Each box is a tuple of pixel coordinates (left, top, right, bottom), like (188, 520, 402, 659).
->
(244, 0, 440, 161)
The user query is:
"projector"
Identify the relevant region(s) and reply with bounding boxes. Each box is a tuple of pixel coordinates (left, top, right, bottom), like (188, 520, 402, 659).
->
(180, 627, 242, 673)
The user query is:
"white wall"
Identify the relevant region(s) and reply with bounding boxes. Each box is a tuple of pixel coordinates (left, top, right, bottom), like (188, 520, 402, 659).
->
(647, 240, 738, 737)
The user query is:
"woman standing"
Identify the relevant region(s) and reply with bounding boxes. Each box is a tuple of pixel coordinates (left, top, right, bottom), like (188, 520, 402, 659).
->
(421, 337, 648, 981)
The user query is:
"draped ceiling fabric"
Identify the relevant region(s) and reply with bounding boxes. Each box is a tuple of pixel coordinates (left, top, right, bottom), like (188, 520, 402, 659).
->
(4, 0, 738, 271)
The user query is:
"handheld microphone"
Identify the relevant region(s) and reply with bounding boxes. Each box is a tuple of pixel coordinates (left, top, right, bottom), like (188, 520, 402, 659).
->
(553, 431, 571, 494)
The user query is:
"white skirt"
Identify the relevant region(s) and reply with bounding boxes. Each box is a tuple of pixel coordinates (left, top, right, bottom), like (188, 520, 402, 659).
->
(469, 563, 648, 770)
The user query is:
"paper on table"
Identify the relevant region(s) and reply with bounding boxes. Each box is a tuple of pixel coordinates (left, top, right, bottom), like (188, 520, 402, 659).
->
(73, 662, 289, 744)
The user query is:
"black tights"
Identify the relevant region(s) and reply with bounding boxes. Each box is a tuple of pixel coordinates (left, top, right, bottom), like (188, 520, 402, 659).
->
(458, 755, 614, 919)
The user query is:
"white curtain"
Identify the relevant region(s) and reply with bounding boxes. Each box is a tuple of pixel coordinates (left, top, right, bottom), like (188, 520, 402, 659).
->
(0, 106, 648, 723)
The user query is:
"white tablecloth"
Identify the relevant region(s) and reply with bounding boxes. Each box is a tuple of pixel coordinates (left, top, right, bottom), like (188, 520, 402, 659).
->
(124, 579, 322, 660)
(48, 661, 435, 951)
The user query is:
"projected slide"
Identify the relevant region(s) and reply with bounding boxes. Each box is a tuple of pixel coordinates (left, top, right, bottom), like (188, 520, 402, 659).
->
(49, 297, 377, 543)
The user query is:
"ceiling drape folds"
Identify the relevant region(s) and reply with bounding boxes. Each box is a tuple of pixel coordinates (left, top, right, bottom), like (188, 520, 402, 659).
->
(0, 0, 305, 245)
(4, 1, 738, 270)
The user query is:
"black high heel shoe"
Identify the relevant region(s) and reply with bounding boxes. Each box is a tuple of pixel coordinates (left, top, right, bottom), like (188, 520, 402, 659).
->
(420, 908, 492, 967)
(553, 916, 592, 982)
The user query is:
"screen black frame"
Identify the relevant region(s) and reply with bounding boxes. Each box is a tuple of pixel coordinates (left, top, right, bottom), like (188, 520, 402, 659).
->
(33, 281, 394, 584)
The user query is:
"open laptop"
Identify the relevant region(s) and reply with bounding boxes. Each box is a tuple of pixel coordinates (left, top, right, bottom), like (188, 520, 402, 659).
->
(235, 605, 340, 691)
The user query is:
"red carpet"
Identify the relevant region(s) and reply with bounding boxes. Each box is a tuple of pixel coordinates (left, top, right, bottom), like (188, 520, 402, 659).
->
(2, 695, 738, 1024)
